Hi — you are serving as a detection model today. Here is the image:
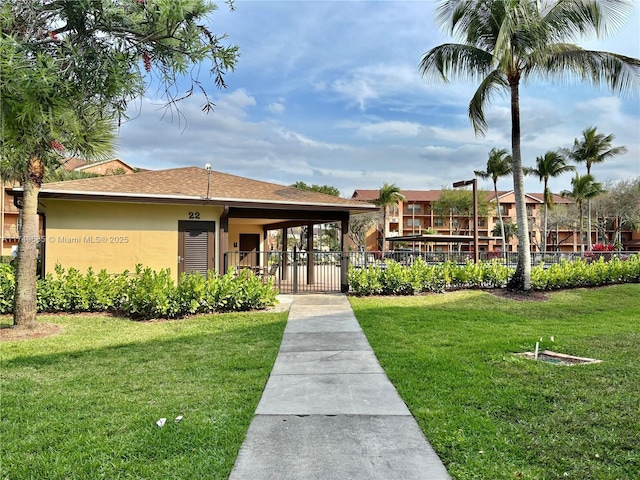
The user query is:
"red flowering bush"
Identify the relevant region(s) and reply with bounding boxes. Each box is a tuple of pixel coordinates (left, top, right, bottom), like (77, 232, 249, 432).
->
(591, 243, 615, 252)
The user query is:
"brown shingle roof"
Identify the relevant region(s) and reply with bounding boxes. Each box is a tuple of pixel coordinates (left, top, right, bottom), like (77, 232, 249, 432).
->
(38, 166, 375, 210)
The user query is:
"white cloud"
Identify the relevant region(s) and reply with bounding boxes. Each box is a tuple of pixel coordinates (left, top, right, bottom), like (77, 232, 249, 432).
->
(348, 120, 421, 139)
(267, 102, 285, 114)
(114, 1, 639, 198)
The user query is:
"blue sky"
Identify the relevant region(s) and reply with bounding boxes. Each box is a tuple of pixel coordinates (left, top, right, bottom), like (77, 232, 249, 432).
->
(117, 0, 640, 198)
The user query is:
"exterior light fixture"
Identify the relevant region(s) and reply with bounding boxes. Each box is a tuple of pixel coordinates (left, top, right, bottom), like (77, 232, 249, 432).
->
(204, 163, 212, 199)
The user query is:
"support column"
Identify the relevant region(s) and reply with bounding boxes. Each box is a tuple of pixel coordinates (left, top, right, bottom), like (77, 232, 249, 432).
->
(307, 223, 314, 284)
(341, 215, 349, 293)
(218, 206, 229, 273)
(281, 227, 288, 280)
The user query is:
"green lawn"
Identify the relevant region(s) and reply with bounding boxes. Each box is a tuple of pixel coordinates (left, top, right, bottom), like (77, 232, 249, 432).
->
(350, 285, 640, 480)
(0, 311, 287, 479)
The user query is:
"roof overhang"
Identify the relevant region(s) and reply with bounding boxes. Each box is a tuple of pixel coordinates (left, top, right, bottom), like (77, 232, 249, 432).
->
(8, 187, 377, 215)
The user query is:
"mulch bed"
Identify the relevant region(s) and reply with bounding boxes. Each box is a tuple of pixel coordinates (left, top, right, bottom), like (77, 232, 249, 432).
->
(0, 323, 64, 342)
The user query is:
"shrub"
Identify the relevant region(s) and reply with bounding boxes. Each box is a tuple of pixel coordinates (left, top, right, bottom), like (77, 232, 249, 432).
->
(348, 254, 639, 296)
(0, 263, 15, 314)
(2, 264, 279, 320)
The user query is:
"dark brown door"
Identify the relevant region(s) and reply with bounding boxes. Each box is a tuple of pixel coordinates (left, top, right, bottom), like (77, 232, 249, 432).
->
(239, 233, 260, 266)
(178, 221, 215, 276)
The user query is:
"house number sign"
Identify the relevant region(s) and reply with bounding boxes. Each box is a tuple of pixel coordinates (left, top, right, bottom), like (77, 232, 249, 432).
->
(188, 212, 201, 219)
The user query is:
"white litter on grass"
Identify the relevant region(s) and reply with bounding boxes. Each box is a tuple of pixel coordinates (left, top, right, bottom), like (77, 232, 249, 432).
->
(175, 415, 183, 423)
(156, 418, 167, 428)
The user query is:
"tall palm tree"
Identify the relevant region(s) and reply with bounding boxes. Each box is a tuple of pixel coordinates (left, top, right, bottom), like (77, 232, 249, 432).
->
(374, 183, 405, 254)
(566, 126, 627, 249)
(474, 148, 512, 253)
(419, 0, 640, 291)
(525, 151, 575, 253)
(561, 174, 605, 252)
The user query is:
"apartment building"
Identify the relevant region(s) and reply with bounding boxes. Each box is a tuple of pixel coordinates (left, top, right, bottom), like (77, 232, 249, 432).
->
(351, 189, 640, 253)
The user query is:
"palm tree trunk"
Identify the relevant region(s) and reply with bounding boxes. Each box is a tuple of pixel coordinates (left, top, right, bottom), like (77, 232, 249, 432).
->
(380, 208, 387, 254)
(494, 181, 506, 253)
(542, 181, 549, 253)
(587, 199, 592, 250)
(13, 159, 43, 328)
(543, 203, 548, 253)
(507, 78, 531, 291)
(578, 201, 585, 253)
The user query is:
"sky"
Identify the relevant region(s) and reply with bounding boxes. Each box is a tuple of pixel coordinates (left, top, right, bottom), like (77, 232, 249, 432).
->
(117, 0, 640, 198)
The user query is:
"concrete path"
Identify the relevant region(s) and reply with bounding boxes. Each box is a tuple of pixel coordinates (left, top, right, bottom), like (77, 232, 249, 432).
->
(229, 294, 450, 480)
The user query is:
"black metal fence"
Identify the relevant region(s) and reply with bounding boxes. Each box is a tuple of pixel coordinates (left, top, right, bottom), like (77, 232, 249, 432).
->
(223, 249, 345, 294)
(223, 250, 638, 294)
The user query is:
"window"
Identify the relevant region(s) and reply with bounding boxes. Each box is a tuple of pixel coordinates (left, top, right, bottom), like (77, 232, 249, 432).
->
(499, 205, 508, 216)
(407, 219, 422, 228)
(407, 204, 421, 214)
(478, 218, 486, 227)
(434, 218, 445, 227)
(388, 205, 399, 215)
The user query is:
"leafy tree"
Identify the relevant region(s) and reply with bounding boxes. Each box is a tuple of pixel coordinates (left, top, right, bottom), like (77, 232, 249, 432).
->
(433, 188, 490, 250)
(291, 181, 341, 197)
(591, 178, 640, 247)
(419, 0, 640, 291)
(373, 183, 405, 254)
(565, 126, 628, 250)
(1, 0, 239, 328)
(474, 147, 512, 252)
(348, 212, 380, 252)
(545, 204, 580, 251)
(561, 174, 606, 252)
(525, 151, 575, 252)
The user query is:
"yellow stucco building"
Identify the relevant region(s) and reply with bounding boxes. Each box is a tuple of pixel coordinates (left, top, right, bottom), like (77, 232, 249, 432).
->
(10, 167, 374, 291)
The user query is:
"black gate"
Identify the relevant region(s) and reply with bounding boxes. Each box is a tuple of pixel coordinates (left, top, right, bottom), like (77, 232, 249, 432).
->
(224, 249, 344, 294)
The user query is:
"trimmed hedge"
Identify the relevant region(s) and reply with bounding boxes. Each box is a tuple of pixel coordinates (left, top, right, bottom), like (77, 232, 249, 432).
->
(0, 264, 277, 319)
(348, 255, 640, 296)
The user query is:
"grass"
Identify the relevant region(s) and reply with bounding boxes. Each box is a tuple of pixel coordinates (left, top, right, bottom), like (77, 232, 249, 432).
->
(0, 311, 287, 479)
(350, 284, 640, 480)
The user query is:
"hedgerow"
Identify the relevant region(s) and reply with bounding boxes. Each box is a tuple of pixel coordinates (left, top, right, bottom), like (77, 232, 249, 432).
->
(348, 255, 640, 296)
(0, 264, 277, 319)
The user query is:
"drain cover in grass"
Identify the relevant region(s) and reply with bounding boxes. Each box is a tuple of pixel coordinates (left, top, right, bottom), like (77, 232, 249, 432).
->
(516, 350, 602, 366)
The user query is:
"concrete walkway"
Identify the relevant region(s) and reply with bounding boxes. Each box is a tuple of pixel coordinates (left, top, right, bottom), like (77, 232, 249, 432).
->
(229, 294, 451, 480)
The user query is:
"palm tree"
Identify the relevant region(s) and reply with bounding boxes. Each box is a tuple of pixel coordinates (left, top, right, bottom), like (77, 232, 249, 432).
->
(374, 183, 405, 254)
(0, 106, 115, 329)
(474, 148, 512, 254)
(561, 174, 606, 252)
(525, 151, 575, 253)
(419, 0, 639, 291)
(566, 126, 627, 249)
(493, 220, 517, 245)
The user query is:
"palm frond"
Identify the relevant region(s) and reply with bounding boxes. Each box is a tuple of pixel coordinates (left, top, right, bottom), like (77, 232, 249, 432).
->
(542, 0, 633, 42)
(468, 69, 509, 136)
(419, 43, 494, 84)
(530, 46, 640, 97)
